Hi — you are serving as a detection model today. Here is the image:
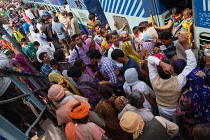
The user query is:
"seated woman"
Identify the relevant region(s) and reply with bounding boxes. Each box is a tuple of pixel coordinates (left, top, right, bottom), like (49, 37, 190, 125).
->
(85, 38, 103, 54)
(48, 72, 81, 96)
(65, 102, 105, 140)
(118, 90, 154, 122)
(94, 84, 133, 140)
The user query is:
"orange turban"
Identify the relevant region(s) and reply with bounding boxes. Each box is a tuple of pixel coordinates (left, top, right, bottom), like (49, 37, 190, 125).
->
(65, 122, 77, 140)
(69, 102, 89, 119)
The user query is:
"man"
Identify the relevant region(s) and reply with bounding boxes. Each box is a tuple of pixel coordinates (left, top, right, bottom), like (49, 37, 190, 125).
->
(68, 34, 90, 65)
(34, 41, 55, 63)
(39, 52, 52, 76)
(92, 24, 103, 45)
(111, 49, 142, 80)
(52, 17, 70, 56)
(25, 7, 35, 21)
(21, 38, 37, 62)
(58, 10, 69, 29)
(67, 66, 102, 107)
(87, 48, 124, 96)
(67, 12, 81, 36)
(158, 30, 186, 62)
(148, 34, 196, 124)
(120, 31, 130, 42)
(107, 31, 123, 67)
(34, 28, 50, 46)
(40, 18, 53, 42)
(39, 6, 48, 18)
(48, 84, 90, 125)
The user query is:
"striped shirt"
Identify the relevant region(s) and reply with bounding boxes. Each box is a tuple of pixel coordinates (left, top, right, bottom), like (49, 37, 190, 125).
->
(87, 21, 94, 31)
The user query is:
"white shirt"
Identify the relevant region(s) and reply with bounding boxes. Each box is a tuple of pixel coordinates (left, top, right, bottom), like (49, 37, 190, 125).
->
(36, 44, 55, 63)
(108, 43, 123, 68)
(123, 81, 155, 110)
(36, 23, 42, 32)
(148, 49, 197, 91)
(25, 9, 35, 20)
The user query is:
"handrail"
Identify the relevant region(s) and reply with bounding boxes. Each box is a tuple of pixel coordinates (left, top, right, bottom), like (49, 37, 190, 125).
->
(0, 94, 30, 105)
(25, 105, 47, 137)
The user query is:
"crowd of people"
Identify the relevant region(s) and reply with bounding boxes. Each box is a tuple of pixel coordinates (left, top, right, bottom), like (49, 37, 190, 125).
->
(0, 1, 210, 140)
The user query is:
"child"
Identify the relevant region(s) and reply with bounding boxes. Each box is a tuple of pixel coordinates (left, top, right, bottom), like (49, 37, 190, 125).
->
(87, 13, 96, 36)
(50, 59, 61, 75)
(179, 8, 193, 44)
(101, 28, 109, 52)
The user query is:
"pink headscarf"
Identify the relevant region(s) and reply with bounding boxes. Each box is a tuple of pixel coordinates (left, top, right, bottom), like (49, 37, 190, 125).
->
(15, 53, 33, 73)
(81, 34, 87, 41)
(85, 38, 102, 54)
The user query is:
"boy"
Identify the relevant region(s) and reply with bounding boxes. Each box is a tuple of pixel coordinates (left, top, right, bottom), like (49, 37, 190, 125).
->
(50, 59, 61, 75)
(92, 24, 103, 45)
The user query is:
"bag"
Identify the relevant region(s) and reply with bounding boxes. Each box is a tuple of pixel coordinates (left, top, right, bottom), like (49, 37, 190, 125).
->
(89, 110, 106, 127)
(79, 81, 99, 90)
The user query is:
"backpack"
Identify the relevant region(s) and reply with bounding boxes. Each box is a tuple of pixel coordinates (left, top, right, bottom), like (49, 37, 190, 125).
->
(104, 46, 114, 57)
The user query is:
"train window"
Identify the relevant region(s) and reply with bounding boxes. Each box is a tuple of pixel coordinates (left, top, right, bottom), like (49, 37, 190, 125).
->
(199, 33, 210, 50)
(113, 15, 131, 34)
(78, 12, 88, 23)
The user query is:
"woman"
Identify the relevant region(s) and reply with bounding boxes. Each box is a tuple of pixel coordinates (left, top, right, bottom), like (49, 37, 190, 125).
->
(177, 69, 210, 139)
(15, 53, 34, 74)
(154, 6, 183, 37)
(122, 41, 142, 66)
(65, 102, 105, 140)
(85, 38, 103, 54)
(94, 84, 132, 140)
(48, 72, 81, 96)
(74, 59, 95, 77)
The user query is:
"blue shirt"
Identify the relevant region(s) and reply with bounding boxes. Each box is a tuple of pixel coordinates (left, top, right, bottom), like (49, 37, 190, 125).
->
(120, 56, 142, 80)
(23, 23, 30, 33)
(41, 63, 52, 76)
(52, 22, 67, 40)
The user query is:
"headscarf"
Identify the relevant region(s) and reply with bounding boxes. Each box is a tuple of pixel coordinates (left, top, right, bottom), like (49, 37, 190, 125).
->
(48, 72, 81, 96)
(173, 59, 186, 75)
(15, 53, 33, 73)
(120, 111, 145, 139)
(65, 122, 77, 140)
(69, 102, 89, 119)
(85, 38, 102, 54)
(48, 84, 65, 101)
(124, 68, 140, 86)
(122, 41, 142, 65)
(187, 69, 210, 124)
(154, 53, 164, 61)
(81, 34, 87, 40)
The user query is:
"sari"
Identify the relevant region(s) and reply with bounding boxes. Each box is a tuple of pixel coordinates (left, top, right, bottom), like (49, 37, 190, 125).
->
(48, 72, 81, 96)
(186, 69, 210, 124)
(122, 41, 142, 65)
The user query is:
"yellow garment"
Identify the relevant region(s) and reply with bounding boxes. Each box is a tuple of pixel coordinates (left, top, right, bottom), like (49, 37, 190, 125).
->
(101, 38, 108, 52)
(48, 72, 81, 96)
(13, 30, 24, 42)
(122, 41, 142, 65)
(150, 14, 154, 27)
(182, 21, 193, 44)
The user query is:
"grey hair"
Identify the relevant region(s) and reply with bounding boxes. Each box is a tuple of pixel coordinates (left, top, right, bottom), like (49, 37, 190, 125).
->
(128, 89, 142, 108)
(120, 31, 128, 37)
